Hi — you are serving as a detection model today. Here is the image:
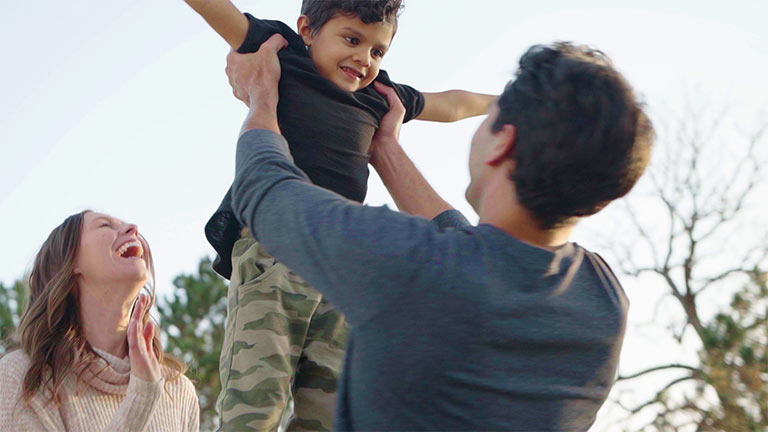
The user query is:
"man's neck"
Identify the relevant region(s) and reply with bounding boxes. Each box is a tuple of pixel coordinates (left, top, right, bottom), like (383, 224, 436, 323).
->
(476, 173, 574, 250)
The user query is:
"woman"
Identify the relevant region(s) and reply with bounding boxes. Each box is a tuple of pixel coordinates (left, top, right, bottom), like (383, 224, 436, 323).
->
(0, 211, 199, 431)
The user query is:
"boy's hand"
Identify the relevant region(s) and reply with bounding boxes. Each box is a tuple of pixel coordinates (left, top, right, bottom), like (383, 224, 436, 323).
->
(226, 34, 288, 109)
(370, 82, 406, 167)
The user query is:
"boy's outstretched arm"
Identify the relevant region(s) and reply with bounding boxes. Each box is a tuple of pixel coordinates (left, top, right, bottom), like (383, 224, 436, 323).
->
(416, 91, 496, 123)
(183, 0, 249, 49)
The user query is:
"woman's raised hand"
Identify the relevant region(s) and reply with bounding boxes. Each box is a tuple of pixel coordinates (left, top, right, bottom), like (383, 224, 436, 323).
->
(127, 294, 162, 383)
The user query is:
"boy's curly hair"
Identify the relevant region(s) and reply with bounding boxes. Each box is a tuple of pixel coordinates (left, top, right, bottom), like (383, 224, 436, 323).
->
(301, 0, 404, 34)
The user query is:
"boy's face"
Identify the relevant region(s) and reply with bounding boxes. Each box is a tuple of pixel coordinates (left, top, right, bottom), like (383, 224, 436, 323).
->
(298, 14, 395, 92)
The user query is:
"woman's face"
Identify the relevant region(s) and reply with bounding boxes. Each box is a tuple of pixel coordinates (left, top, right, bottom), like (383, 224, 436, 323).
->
(75, 212, 149, 290)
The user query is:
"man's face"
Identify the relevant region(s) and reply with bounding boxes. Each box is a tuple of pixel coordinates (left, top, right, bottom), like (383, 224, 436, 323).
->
(466, 102, 501, 211)
(300, 14, 394, 92)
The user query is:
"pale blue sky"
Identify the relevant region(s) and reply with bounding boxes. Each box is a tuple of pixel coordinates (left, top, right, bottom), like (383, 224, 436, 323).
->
(1, 1, 766, 429)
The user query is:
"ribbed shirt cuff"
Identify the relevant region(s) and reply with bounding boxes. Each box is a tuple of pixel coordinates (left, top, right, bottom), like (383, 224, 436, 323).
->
(432, 209, 471, 230)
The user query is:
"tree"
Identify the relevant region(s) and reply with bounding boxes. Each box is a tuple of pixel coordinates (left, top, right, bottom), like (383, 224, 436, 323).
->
(0, 278, 26, 356)
(697, 270, 767, 431)
(158, 256, 228, 431)
(605, 104, 768, 431)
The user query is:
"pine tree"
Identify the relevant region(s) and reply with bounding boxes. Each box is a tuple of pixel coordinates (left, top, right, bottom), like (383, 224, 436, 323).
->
(158, 257, 228, 431)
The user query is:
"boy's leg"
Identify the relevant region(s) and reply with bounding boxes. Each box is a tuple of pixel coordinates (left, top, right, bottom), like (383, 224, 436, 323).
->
(217, 237, 323, 431)
(287, 297, 349, 432)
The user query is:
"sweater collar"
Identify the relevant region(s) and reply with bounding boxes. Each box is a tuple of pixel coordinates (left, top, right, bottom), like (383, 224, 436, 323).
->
(80, 347, 131, 395)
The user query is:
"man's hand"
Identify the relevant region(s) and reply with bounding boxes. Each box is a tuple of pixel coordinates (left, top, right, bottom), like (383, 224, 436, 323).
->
(226, 33, 287, 108)
(226, 34, 287, 134)
(368, 82, 453, 219)
(369, 81, 406, 167)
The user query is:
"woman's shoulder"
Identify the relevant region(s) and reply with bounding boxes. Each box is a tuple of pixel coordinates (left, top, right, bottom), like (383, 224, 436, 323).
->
(163, 369, 198, 401)
(0, 351, 29, 404)
(0, 350, 30, 380)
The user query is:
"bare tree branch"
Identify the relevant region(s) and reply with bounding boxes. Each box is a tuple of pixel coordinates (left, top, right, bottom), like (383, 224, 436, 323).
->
(618, 364, 701, 381)
(625, 200, 661, 269)
(617, 376, 698, 416)
(694, 267, 753, 296)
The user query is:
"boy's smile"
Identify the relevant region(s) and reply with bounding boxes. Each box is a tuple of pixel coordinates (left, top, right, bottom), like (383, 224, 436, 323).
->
(298, 14, 394, 92)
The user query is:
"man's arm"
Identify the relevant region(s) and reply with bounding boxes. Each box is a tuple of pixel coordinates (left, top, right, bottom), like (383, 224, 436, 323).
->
(183, 0, 249, 49)
(226, 40, 467, 325)
(225, 36, 285, 129)
(370, 82, 454, 220)
(416, 90, 495, 123)
(232, 129, 451, 325)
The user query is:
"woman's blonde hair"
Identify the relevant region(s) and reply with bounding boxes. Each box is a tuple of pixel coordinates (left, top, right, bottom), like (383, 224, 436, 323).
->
(16, 210, 184, 404)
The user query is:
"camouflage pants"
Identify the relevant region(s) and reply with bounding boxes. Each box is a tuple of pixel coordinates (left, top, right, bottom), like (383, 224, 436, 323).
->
(216, 236, 349, 431)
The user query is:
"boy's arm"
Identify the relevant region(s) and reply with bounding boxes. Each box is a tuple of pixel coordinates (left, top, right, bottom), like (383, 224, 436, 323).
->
(183, 0, 249, 49)
(416, 91, 496, 123)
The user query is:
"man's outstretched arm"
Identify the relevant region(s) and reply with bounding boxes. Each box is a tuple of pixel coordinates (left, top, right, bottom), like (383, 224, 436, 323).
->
(227, 36, 468, 325)
(231, 129, 462, 326)
(368, 82, 455, 221)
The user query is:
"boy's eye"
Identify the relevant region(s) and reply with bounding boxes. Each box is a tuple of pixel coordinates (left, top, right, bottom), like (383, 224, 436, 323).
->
(372, 49, 385, 58)
(344, 36, 360, 45)
(100, 223, 112, 228)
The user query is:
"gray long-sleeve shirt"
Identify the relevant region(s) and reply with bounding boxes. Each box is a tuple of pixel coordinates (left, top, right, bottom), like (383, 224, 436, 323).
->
(230, 129, 629, 431)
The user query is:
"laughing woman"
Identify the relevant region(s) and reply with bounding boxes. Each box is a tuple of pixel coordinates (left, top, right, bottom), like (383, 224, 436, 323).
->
(0, 211, 199, 431)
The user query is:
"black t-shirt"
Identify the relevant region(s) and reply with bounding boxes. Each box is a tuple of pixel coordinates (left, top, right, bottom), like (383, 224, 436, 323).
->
(206, 14, 425, 279)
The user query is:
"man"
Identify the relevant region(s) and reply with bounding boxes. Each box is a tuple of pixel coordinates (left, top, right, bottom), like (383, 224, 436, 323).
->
(224, 34, 653, 431)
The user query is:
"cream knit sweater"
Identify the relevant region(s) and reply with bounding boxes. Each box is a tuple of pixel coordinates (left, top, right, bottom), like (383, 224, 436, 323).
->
(0, 349, 199, 431)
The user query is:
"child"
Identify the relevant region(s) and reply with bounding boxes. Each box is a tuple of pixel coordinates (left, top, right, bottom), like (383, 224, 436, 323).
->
(184, 0, 494, 430)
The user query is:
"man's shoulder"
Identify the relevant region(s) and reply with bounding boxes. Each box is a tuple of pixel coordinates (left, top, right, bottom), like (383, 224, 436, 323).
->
(580, 248, 629, 309)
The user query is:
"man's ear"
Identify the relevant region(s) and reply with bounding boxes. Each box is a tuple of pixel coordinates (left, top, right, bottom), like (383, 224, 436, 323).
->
(486, 124, 516, 166)
(296, 15, 313, 46)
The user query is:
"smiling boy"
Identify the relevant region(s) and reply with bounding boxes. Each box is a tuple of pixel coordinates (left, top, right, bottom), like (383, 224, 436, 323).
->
(182, 0, 494, 430)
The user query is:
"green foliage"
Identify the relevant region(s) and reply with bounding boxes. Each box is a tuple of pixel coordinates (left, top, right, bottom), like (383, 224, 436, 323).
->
(0, 278, 26, 356)
(696, 270, 768, 431)
(158, 256, 228, 431)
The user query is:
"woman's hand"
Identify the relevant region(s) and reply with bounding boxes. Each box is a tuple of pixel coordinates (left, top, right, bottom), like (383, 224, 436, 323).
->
(127, 294, 162, 383)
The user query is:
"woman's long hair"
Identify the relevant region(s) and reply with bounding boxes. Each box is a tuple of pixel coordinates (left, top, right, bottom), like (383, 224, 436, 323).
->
(15, 210, 184, 404)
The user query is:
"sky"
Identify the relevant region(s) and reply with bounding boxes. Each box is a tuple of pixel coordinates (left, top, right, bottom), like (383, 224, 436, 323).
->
(1, 1, 766, 430)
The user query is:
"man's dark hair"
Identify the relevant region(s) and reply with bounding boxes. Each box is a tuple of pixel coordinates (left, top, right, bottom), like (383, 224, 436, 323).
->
(494, 42, 654, 229)
(300, 0, 404, 34)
